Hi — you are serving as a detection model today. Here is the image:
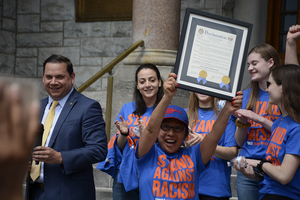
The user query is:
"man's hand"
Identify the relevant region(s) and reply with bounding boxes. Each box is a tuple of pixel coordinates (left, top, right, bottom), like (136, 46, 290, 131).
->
(32, 146, 63, 164)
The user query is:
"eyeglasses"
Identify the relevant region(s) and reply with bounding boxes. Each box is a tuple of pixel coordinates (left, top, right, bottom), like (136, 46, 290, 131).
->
(266, 81, 276, 88)
(160, 124, 186, 132)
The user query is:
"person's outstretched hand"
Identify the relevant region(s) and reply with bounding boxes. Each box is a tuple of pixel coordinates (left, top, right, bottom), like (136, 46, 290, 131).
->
(0, 80, 40, 200)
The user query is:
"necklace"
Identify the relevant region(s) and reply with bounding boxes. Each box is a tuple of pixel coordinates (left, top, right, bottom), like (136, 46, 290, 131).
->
(199, 107, 212, 118)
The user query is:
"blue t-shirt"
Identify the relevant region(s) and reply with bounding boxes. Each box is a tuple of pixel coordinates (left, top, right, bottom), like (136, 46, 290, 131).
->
(236, 88, 281, 159)
(97, 101, 155, 191)
(136, 142, 205, 200)
(259, 115, 300, 200)
(190, 108, 237, 197)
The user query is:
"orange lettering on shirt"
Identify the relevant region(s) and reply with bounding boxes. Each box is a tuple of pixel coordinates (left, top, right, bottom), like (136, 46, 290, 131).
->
(266, 143, 276, 157)
(169, 183, 178, 198)
(176, 157, 187, 169)
(271, 127, 287, 145)
(160, 181, 169, 197)
(196, 120, 206, 133)
(127, 114, 134, 125)
(152, 180, 161, 197)
(258, 101, 268, 116)
(192, 119, 199, 132)
(188, 183, 195, 199)
(128, 136, 134, 147)
(259, 129, 269, 141)
(181, 183, 188, 199)
(178, 170, 187, 182)
(266, 143, 281, 157)
(169, 171, 176, 182)
(162, 168, 169, 180)
(266, 155, 281, 166)
(157, 154, 167, 167)
(170, 159, 178, 171)
(248, 129, 255, 141)
(177, 183, 182, 199)
(108, 133, 117, 150)
(153, 167, 161, 179)
(205, 120, 215, 132)
(182, 155, 194, 168)
(186, 169, 193, 182)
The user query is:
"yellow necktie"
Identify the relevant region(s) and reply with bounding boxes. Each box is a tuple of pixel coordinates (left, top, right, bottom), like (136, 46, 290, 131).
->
(30, 100, 59, 181)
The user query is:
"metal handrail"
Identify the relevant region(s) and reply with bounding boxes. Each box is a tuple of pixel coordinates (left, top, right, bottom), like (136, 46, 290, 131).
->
(77, 40, 144, 139)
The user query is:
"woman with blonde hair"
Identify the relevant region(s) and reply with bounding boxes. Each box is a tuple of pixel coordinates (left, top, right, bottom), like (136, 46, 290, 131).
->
(186, 92, 238, 200)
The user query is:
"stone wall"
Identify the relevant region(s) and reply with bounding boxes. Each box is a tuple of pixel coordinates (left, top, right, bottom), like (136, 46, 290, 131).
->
(0, 0, 235, 115)
(0, 0, 16, 75)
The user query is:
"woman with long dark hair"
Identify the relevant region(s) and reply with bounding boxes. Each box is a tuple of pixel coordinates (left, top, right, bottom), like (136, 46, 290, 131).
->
(97, 63, 164, 200)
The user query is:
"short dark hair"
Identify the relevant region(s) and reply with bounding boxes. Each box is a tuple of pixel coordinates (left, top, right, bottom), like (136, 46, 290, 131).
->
(43, 54, 73, 75)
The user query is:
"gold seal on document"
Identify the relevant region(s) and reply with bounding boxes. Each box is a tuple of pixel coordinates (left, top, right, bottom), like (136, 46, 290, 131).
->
(222, 76, 230, 84)
(198, 28, 204, 34)
(199, 70, 207, 78)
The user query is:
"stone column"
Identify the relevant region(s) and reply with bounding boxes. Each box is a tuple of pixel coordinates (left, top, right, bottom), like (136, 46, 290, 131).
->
(112, 0, 188, 139)
(124, 0, 181, 66)
(233, 0, 268, 89)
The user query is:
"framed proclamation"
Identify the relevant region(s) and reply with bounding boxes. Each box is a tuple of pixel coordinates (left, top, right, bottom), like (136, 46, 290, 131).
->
(174, 8, 252, 101)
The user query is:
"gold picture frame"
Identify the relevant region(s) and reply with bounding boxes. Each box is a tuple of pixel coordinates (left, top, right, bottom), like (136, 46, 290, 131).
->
(76, 0, 133, 22)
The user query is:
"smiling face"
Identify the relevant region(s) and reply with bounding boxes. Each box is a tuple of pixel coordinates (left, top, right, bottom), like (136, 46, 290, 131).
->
(136, 68, 161, 102)
(247, 52, 273, 83)
(195, 93, 213, 107)
(266, 73, 282, 107)
(158, 118, 187, 154)
(43, 62, 75, 100)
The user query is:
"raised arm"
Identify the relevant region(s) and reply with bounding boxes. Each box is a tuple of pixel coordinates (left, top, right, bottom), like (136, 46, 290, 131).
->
(285, 24, 300, 65)
(200, 93, 243, 165)
(234, 109, 273, 147)
(137, 73, 177, 159)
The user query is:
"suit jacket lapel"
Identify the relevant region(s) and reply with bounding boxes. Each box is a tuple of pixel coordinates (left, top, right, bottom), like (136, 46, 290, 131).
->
(48, 89, 79, 148)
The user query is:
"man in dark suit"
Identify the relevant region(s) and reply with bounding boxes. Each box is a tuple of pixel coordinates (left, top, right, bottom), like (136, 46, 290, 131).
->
(27, 54, 107, 200)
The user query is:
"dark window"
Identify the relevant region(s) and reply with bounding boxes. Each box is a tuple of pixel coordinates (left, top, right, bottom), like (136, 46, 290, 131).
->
(267, 0, 300, 63)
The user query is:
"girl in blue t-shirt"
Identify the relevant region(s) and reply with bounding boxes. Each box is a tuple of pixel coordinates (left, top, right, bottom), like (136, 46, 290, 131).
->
(186, 93, 238, 200)
(97, 63, 164, 200)
(233, 43, 281, 200)
(236, 64, 300, 200)
(135, 73, 243, 200)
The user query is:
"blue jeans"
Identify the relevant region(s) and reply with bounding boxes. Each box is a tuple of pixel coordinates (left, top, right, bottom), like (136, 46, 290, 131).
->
(113, 170, 139, 200)
(236, 171, 260, 200)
